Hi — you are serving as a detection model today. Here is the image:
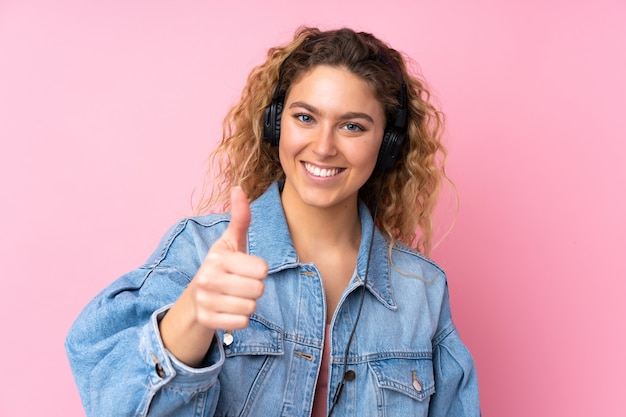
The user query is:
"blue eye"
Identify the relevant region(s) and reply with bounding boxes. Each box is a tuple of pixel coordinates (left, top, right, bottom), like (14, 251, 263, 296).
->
(344, 123, 364, 132)
(296, 114, 313, 123)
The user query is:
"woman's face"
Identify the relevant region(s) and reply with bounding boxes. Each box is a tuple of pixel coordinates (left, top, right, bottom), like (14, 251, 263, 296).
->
(278, 65, 385, 213)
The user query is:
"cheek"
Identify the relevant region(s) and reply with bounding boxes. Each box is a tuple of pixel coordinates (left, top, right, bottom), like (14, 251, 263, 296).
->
(353, 138, 383, 169)
(278, 123, 313, 167)
(277, 133, 299, 173)
(278, 121, 303, 152)
(277, 144, 288, 173)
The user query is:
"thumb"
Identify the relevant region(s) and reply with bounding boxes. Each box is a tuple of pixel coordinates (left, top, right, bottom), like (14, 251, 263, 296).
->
(224, 186, 251, 253)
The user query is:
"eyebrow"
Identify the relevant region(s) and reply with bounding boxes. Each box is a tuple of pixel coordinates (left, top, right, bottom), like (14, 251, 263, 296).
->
(288, 101, 375, 123)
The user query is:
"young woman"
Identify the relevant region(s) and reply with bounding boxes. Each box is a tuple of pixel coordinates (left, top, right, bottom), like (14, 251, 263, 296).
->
(66, 27, 480, 417)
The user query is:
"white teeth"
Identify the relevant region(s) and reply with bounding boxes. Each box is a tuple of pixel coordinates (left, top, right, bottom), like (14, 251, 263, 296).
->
(305, 163, 340, 177)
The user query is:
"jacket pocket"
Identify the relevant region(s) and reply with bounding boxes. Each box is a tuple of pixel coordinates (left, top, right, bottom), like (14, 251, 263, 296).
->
(369, 356, 436, 402)
(214, 316, 284, 417)
(220, 314, 283, 356)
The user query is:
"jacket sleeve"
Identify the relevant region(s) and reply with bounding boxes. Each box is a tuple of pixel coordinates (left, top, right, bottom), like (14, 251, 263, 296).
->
(428, 284, 481, 417)
(65, 221, 225, 416)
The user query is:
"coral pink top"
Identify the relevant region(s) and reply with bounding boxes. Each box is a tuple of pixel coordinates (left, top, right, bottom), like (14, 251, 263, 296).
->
(311, 324, 331, 416)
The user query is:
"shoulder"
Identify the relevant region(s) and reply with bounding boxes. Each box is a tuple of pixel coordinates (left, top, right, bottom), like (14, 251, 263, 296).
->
(385, 240, 450, 326)
(143, 213, 232, 271)
(389, 240, 447, 286)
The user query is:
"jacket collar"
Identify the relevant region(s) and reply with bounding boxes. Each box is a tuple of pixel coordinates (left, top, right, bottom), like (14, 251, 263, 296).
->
(247, 182, 396, 309)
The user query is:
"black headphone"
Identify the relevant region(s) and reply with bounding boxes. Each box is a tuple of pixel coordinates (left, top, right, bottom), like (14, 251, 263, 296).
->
(262, 52, 408, 172)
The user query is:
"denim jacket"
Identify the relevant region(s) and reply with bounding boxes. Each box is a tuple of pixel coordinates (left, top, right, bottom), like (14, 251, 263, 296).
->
(66, 182, 480, 417)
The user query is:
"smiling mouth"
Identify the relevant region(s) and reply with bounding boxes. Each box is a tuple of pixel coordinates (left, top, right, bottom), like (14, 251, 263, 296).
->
(303, 162, 344, 178)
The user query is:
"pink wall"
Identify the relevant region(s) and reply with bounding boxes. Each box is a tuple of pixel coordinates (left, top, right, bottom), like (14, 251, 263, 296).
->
(1, 1, 624, 415)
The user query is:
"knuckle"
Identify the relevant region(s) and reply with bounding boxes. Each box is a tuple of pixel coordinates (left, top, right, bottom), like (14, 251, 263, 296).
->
(252, 281, 265, 298)
(195, 266, 217, 286)
(195, 290, 213, 307)
(238, 316, 251, 328)
(244, 300, 257, 315)
(204, 250, 225, 267)
(229, 316, 249, 330)
(196, 310, 215, 328)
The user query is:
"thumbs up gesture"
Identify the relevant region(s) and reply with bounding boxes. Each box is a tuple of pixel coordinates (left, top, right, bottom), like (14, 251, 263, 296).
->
(193, 186, 269, 330)
(159, 187, 268, 366)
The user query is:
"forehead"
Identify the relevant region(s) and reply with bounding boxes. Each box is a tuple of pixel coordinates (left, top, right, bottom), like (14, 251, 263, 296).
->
(285, 65, 384, 117)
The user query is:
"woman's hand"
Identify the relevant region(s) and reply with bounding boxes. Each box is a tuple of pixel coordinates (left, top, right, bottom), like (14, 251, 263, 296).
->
(193, 186, 268, 330)
(159, 187, 268, 367)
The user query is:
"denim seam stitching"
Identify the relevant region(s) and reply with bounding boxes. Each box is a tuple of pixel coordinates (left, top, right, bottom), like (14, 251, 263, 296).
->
(432, 323, 456, 347)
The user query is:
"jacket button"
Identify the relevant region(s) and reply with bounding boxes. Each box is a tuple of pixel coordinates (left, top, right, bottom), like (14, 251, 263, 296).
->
(344, 370, 356, 381)
(412, 378, 423, 391)
(150, 352, 166, 378)
(412, 371, 422, 391)
(223, 332, 234, 346)
(155, 363, 166, 378)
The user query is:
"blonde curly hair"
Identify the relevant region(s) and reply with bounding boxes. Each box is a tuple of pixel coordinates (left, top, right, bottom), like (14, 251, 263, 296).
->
(195, 27, 452, 256)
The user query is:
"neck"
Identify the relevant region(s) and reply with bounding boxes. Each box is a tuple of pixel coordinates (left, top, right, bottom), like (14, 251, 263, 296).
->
(280, 190, 362, 262)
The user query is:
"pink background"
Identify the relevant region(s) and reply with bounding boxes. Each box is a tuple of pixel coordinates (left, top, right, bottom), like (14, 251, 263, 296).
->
(1, 0, 624, 415)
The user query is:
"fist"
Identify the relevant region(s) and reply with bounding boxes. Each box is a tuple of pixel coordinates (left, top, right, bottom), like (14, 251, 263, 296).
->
(192, 186, 268, 331)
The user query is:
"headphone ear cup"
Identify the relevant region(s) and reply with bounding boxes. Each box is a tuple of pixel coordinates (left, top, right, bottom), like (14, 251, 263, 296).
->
(273, 100, 283, 146)
(377, 128, 405, 171)
(262, 99, 284, 147)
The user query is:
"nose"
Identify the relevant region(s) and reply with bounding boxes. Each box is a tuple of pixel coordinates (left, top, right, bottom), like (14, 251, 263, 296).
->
(311, 124, 338, 158)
